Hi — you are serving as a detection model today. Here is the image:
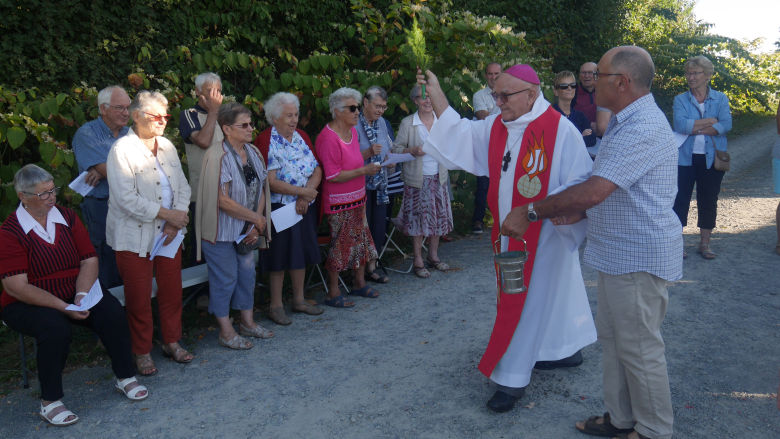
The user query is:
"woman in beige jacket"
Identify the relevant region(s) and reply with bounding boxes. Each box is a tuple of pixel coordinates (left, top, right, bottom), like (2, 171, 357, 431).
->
(106, 91, 192, 375)
(392, 85, 453, 278)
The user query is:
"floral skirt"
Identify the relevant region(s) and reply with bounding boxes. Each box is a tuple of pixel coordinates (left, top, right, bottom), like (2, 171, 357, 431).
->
(325, 206, 378, 272)
(397, 175, 453, 237)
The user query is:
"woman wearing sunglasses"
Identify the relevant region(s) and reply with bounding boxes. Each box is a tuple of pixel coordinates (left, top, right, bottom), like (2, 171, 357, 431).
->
(196, 102, 274, 349)
(106, 91, 193, 375)
(552, 71, 596, 149)
(315, 87, 383, 308)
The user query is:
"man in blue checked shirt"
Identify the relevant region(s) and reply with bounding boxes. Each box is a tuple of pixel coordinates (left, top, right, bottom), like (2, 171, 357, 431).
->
(501, 46, 682, 439)
(73, 85, 131, 288)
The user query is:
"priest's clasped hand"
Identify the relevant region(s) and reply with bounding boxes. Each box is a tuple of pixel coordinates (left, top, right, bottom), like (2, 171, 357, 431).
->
(500, 205, 531, 241)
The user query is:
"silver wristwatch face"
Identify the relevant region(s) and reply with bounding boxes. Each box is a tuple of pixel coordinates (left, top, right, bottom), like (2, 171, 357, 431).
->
(527, 205, 538, 222)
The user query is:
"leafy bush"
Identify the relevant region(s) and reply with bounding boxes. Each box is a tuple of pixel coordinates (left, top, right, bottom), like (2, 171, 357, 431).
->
(0, 0, 538, 220)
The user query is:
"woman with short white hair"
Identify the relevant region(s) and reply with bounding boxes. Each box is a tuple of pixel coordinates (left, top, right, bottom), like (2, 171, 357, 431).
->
(107, 90, 193, 375)
(257, 92, 323, 325)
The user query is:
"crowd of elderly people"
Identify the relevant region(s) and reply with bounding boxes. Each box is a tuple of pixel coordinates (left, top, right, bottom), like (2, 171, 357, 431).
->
(0, 53, 735, 427)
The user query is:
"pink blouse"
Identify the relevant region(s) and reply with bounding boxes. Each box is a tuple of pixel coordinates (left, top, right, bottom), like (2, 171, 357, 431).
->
(315, 125, 366, 214)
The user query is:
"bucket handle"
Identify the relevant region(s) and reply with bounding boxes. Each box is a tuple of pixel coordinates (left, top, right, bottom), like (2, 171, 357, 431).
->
(493, 235, 527, 255)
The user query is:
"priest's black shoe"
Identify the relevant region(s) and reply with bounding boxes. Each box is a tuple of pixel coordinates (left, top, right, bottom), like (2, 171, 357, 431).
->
(486, 389, 523, 413)
(534, 350, 583, 370)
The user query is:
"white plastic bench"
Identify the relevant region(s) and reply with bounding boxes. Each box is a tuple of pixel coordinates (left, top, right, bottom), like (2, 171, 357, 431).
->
(108, 264, 209, 306)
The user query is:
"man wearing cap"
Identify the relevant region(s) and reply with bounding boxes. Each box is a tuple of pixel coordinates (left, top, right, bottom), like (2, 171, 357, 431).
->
(418, 65, 597, 412)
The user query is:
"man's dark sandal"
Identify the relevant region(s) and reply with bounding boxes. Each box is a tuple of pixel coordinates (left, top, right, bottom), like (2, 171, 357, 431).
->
(576, 412, 634, 437)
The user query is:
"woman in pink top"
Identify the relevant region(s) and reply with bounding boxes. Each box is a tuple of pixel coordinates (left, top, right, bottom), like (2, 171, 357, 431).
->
(315, 87, 382, 307)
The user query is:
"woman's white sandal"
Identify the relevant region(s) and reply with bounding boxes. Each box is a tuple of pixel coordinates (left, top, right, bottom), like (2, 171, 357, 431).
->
(115, 377, 149, 401)
(39, 400, 79, 426)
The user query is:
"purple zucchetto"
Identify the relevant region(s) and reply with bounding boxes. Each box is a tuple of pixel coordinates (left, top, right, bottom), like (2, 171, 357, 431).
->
(504, 64, 540, 85)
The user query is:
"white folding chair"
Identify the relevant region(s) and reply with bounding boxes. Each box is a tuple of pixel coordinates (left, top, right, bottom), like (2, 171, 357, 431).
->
(380, 217, 426, 274)
(305, 235, 350, 294)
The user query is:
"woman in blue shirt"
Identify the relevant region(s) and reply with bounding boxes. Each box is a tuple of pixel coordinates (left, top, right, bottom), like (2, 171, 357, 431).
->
(672, 55, 732, 259)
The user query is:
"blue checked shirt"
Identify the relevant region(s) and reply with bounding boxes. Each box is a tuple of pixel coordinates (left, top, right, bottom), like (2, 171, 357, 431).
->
(584, 93, 683, 281)
(72, 117, 129, 198)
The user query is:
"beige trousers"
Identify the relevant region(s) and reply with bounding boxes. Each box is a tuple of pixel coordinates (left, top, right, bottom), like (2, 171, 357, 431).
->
(596, 271, 674, 439)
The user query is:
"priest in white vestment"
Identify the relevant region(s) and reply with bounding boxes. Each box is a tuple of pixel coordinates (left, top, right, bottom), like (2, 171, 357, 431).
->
(418, 65, 597, 412)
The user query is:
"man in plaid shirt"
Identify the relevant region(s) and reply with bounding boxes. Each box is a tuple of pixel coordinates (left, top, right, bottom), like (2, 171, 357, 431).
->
(501, 46, 682, 439)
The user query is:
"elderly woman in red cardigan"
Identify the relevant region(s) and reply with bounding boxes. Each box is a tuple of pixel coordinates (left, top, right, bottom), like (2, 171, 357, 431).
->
(0, 164, 147, 427)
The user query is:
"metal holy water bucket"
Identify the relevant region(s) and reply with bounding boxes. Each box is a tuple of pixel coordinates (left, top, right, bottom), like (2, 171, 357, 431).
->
(493, 237, 528, 294)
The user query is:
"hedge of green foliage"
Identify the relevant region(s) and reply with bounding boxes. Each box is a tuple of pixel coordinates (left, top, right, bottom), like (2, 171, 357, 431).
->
(1, 0, 778, 222)
(0, 0, 542, 220)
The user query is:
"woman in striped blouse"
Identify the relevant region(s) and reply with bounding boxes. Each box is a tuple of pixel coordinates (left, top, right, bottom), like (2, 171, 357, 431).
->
(196, 102, 274, 349)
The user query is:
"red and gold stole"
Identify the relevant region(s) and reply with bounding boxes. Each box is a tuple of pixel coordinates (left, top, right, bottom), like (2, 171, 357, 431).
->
(478, 106, 561, 377)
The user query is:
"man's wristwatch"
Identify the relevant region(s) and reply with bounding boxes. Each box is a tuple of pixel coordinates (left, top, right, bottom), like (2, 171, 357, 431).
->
(527, 202, 539, 222)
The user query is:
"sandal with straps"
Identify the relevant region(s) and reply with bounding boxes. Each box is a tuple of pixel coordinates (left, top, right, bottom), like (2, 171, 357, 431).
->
(134, 353, 158, 376)
(161, 343, 194, 363)
(426, 257, 450, 271)
(115, 377, 149, 401)
(350, 285, 380, 298)
(698, 244, 716, 260)
(39, 400, 79, 426)
(413, 265, 431, 278)
(365, 269, 390, 284)
(323, 295, 355, 308)
(219, 334, 254, 350)
(575, 412, 634, 437)
(239, 321, 275, 339)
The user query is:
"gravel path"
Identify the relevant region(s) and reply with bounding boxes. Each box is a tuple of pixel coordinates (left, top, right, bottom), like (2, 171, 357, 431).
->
(1, 122, 778, 438)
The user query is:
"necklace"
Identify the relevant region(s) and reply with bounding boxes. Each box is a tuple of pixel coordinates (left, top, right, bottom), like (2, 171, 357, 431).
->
(501, 129, 525, 173)
(329, 123, 352, 143)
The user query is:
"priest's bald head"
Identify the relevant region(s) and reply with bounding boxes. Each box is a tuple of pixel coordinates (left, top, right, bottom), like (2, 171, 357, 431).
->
(492, 64, 542, 122)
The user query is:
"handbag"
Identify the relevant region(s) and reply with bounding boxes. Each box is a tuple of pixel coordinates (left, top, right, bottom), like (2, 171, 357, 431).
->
(711, 137, 730, 172)
(713, 150, 730, 172)
(235, 223, 264, 254)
